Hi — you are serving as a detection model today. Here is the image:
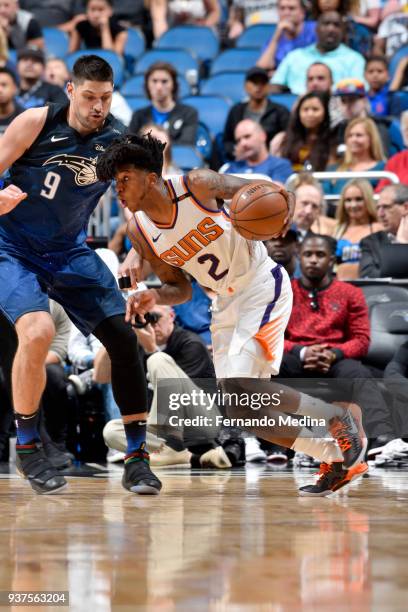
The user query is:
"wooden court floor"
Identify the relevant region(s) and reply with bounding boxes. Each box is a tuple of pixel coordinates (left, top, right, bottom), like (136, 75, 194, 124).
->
(0, 465, 408, 612)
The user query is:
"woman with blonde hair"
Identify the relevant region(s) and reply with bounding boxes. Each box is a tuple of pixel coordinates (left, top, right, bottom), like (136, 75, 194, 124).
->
(332, 178, 382, 264)
(324, 117, 386, 194)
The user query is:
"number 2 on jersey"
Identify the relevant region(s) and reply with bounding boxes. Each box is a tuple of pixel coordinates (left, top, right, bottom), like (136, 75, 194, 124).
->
(197, 254, 228, 281)
(40, 171, 61, 200)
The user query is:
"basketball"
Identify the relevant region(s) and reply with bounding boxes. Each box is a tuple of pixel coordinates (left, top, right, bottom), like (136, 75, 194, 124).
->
(229, 182, 290, 241)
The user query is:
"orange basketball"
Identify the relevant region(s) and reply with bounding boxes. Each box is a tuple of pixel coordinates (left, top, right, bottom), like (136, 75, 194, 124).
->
(229, 182, 290, 241)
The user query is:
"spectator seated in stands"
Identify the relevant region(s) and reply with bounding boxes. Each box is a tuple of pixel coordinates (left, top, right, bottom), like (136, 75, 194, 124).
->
(376, 111, 408, 191)
(20, 0, 85, 32)
(103, 304, 232, 469)
(0, 0, 43, 50)
(128, 61, 198, 146)
(270, 91, 337, 171)
(292, 173, 336, 239)
(324, 117, 386, 195)
(44, 57, 70, 89)
(333, 78, 393, 156)
(69, 0, 128, 55)
(331, 178, 382, 264)
(280, 233, 395, 440)
(270, 11, 365, 95)
(359, 183, 408, 277)
(16, 47, 67, 108)
(310, 0, 381, 31)
(0, 67, 24, 136)
(256, 0, 316, 71)
(151, 0, 220, 39)
(264, 228, 300, 278)
(306, 62, 343, 129)
(220, 118, 293, 183)
(223, 67, 289, 162)
(365, 55, 390, 118)
(373, 2, 408, 58)
(227, 0, 278, 43)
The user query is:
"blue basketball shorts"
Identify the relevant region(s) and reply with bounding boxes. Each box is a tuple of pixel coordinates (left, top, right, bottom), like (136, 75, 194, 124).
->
(0, 237, 126, 336)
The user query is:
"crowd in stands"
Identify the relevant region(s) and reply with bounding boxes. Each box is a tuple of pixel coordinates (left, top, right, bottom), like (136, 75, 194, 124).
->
(0, 0, 408, 471)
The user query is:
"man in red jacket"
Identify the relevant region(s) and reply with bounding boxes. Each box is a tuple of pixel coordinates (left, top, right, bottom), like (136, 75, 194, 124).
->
(281, 234, 395, 442)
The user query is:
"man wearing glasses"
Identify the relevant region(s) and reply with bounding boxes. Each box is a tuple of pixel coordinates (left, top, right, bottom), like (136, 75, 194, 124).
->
(360, 184, 408, 278)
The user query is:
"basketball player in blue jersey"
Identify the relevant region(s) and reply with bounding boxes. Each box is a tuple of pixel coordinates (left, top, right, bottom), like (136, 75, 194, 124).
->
(96, 134, 368, 497)
(0, 56, 162, 496)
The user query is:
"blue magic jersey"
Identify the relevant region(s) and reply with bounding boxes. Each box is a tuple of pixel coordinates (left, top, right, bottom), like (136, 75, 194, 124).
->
(0, 103, 124, 253)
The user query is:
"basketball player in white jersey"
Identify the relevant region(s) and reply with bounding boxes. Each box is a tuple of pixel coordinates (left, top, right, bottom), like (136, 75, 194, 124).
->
(96, 134, 368, 496)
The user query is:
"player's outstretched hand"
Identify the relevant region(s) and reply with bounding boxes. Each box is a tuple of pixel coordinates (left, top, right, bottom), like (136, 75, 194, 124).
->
(279, 190, 296, 237)
(125, 289, 158, 325)
(0, 184, 27, 215)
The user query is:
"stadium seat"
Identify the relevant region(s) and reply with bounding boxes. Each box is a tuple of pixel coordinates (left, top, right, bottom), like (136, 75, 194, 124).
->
(236, 24, 276, 48)
(389, 44, 408, 79)
(182, 95, 232, 137)
(172, 145, 204, 171)
(123, 96, 148, 113)
(44, 27, 69, 58)
(269, 93, 298, 111)
(352, 282, 408, 313)
(365, 301, 408, 370)
(121, 74, 191, 98)
(389, 119, 404, 156)
(124, 28, 145, 60)
(155, 25, 219, 62)
(135, 49, 199, 80)
(200, 72, 246, 103)
(210, 48, 260, 75)
(389, 91, 408, 116)
(65, 50, 124, 87)
(195, 122, 212, 160)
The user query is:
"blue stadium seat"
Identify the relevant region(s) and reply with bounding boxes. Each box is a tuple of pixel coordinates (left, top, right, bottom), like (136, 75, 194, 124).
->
(156, 25, 219, 62)
(236, 24, 276, 49)
(182, 95, 232, 136)
(125, 97, 149, 113)
(210, 48, 260, 75)
(124, 28, 145, 60)
(65, 50, 124, 87)
(389, 44, 408, 78)
(389, 119, 404, 156)
(121, 74, 191, 98)
(269, 93, 298, 110)
(195, 122, 212, 160)
(172, 145, 204, 171)
(200, 72, 246, 103)
(389, 91, 408, 116)
(135, 49, 199, 79)
(44, 27, 69, 58)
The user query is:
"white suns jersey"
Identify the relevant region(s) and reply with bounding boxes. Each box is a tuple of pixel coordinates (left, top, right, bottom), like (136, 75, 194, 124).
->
(134, 175, 271, 296)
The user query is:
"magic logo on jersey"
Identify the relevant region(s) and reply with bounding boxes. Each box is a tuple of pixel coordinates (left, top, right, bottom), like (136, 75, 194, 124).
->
(42, 154, 98, 186)
(159, 217, 224, 266)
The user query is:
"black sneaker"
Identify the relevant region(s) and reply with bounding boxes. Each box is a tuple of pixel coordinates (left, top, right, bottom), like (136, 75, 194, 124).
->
(329, 411, 366, 469)
(299, 462, 368, 497)
(43, 441, 73, 470)
(16, 442, 68, 494)
(122, 448, 162, 495)
(222, 438, 246, 467)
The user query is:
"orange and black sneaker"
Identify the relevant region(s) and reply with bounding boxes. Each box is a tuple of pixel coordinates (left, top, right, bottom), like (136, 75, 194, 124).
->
(299, 461, 368, 497)
(329, 410, 367, 469)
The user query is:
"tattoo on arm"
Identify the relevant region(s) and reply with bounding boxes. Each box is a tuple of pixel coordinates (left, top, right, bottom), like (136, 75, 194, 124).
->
(188, 169, 273, 203)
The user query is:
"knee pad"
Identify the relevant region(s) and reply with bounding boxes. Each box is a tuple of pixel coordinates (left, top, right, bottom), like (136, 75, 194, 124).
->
(94, 315, 139, 365)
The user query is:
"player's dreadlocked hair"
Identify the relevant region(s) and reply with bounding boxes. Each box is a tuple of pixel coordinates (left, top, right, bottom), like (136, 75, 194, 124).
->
(96, 133, 166, 181)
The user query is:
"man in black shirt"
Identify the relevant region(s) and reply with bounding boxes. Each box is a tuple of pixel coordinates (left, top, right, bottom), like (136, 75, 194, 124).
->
(16, 47, 67, 109)
(223, 67, 290, 161)
(103, 305, 231, 469)
(0, 67, 24, 136)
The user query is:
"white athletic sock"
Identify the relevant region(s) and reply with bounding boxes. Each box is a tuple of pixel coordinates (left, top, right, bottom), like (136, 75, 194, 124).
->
(291, 436, 343, 463)
(296, 393, 344, 421)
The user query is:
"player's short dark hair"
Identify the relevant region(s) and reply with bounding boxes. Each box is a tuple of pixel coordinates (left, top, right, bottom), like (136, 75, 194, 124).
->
(301, 234, 337, 255)
(365, 55, 388, 70)
(71, 54, 113, 84)
(96, 133, 166, 181)
(144, 62, 178, 100)
(86, 0, 113, 5)
(0, 67, 18, 85)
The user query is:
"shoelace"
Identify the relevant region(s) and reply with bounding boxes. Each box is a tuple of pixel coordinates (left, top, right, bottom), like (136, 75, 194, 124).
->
(125, 449, 150, 465)
(331, 422, 352, 452)
(315, 462, 333, 482)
